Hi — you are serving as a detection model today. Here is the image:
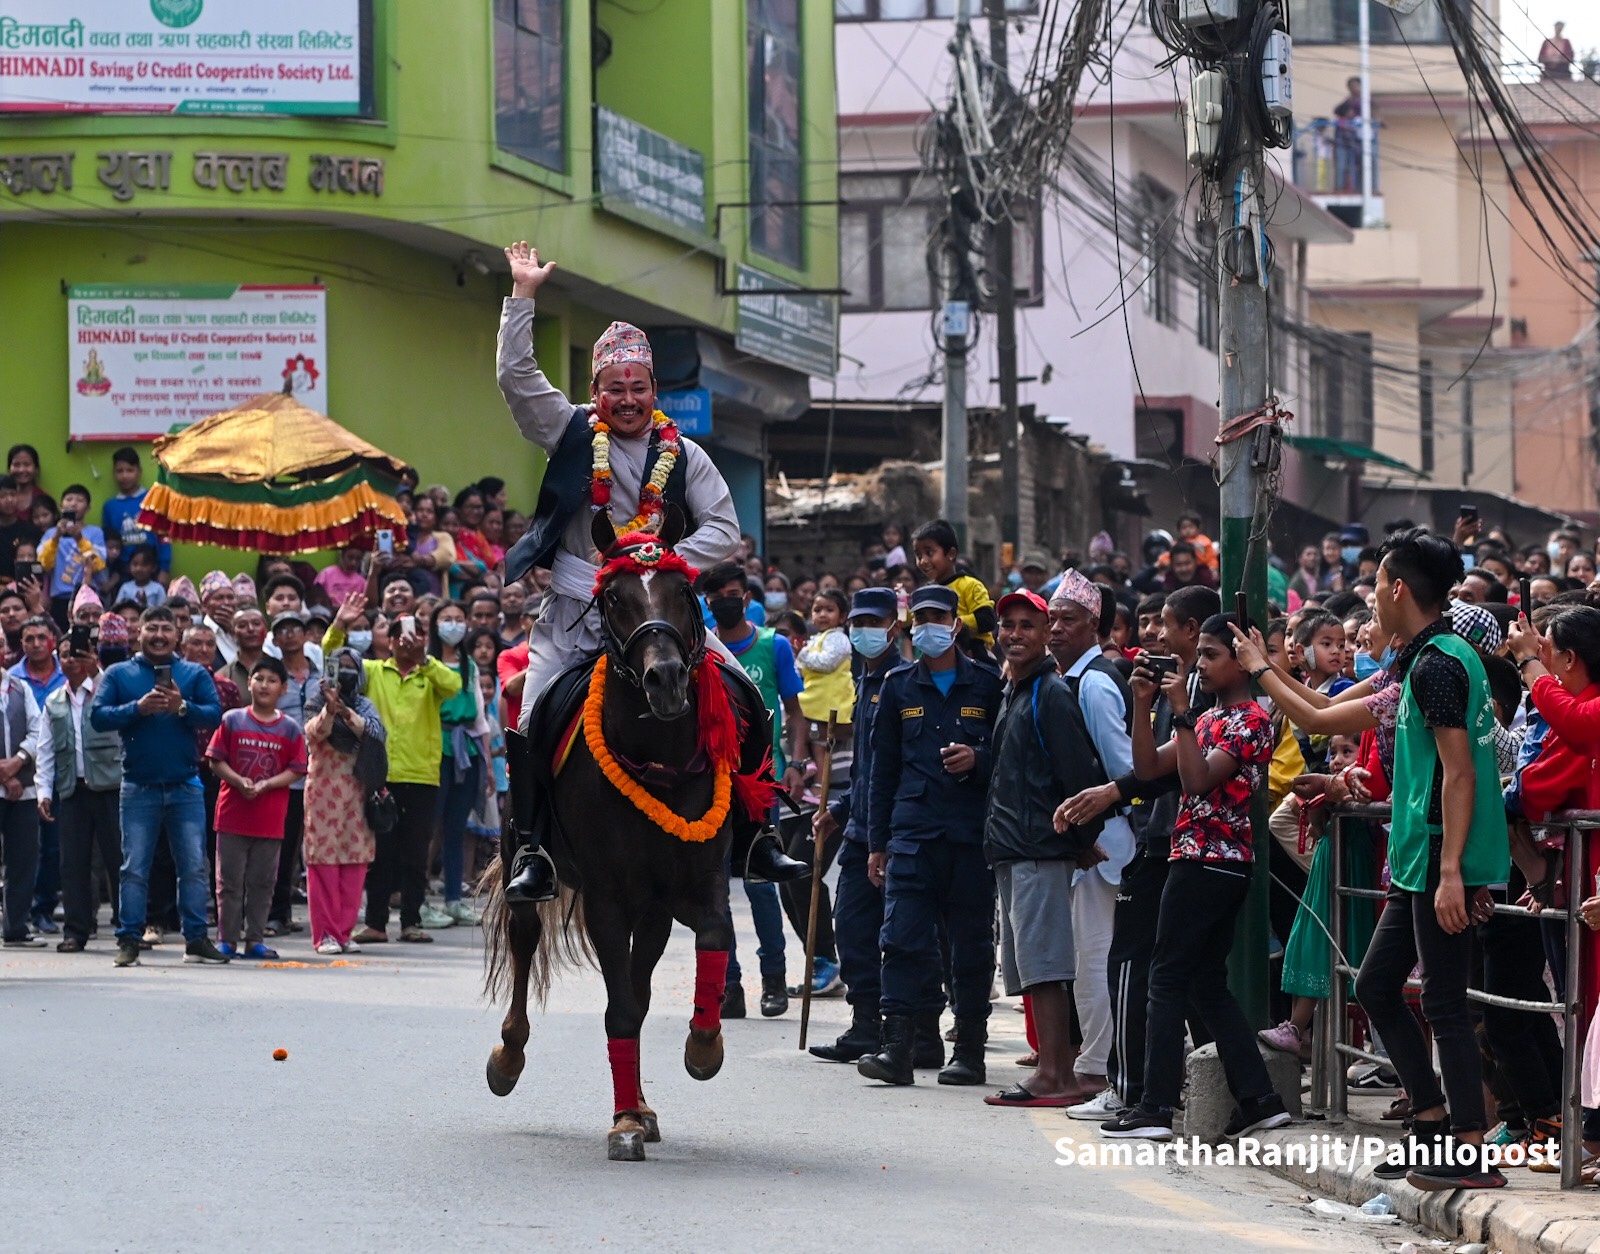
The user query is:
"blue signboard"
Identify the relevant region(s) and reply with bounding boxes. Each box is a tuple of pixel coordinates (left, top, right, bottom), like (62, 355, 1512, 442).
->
(659, 387, 712, 437)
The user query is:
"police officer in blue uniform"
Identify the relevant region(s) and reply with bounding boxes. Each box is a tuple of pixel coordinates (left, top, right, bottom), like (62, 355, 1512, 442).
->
(809, 588, 946, 1067)
(857, 584, 1003, 1087)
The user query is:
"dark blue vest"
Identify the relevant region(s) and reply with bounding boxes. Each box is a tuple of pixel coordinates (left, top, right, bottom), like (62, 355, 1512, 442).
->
(504, 408, 695, 584)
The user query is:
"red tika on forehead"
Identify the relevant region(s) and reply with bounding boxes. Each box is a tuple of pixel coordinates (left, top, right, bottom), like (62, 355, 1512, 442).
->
(593, 534, 698, 594)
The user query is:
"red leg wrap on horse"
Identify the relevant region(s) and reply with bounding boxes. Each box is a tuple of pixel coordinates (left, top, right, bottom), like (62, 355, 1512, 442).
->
(691, 949, 730, 1032)
(607, 1037, 642, 1113)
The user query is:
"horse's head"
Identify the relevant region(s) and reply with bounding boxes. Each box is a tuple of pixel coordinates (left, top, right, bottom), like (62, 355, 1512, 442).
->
(592, 508, 705, 721)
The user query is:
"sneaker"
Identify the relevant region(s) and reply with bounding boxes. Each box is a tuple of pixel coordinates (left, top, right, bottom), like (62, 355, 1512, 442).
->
(1374, 1117, 1450, 1180)
(341, 938, 361, 954)
(316, 937, 343, 956)
(1484, 1120, 1528, 1148)
(443, 899, 481, 926)
(1067, 1087, 1127, 1121)
(1407, 1142, 1508, 1192)
(418, 904, 455, 930)
(812, 957, 843, 996)
(2, 935, 46, 948)
(113, 940, 141, 967)
(183, 937, 231, 964)
(351, 925, 387, 944)
(1257, 1021, 1304, 1055)
(32, 913, 59, 935)
(1501, 1116, 1559, 1168)
(242, 942, 280, 960)
(1347, 1062, 1401, 1094)
(1223, 1092, 1291, 1138)
(217, 942, 238, 959)
(141, 924, 162, 949)
(1101, 1107, 1174, 1140)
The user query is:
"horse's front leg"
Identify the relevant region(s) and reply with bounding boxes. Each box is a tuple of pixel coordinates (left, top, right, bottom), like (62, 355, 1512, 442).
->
(629, 905, 673, 1142)
(487, 900, 539, 1096)
(586, 897, 651, 1161)
(678, 864, 733, 1081)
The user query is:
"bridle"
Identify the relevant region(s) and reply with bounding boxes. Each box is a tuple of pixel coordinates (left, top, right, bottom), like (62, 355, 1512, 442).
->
(596, 576, 707, 689)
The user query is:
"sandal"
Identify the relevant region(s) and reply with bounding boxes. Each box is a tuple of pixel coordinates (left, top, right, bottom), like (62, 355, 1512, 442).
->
(983, 1083, 1072, 1108)
(1380, 1095, 1411, 1122)
(1014, 1051, 1039, 1067)
(399, 927, 434, 943)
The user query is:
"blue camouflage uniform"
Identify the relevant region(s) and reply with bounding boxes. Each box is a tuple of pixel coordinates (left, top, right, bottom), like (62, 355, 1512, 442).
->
(867, 644, 1003, 1021)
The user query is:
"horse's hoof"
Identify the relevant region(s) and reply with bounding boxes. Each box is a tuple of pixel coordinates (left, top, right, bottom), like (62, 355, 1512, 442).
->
(684, 1027, 724, 1081)
(639, 1111, 661, 1143)
(607, 1130, 646, 1161)
(485, 1051, 521, 1097)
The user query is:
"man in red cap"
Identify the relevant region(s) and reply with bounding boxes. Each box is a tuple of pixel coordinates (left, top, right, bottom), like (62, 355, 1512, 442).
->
(978, 588, 1109, 1107)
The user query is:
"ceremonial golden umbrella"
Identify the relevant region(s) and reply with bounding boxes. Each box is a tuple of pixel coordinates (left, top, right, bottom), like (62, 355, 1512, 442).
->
(137, 390, 410, 553)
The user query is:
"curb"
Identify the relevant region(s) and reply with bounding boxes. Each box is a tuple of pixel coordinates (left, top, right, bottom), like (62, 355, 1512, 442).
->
(1250, 1126, 1600, 1254)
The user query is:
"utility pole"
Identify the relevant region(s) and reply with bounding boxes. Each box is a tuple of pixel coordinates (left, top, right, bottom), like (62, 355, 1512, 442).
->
(988, 0, 1021, 571)
(1217, 150, 1273, 1029)
(940, 0, 975, 547)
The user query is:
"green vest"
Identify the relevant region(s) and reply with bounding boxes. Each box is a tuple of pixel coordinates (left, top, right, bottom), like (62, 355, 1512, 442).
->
(46, 683, 124, 797)
(1389, 631, 1509, 892)
(730, 628, 785, 770)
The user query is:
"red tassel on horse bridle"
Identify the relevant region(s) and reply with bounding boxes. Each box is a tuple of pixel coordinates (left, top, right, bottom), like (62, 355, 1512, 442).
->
(694, 656, 742, 773)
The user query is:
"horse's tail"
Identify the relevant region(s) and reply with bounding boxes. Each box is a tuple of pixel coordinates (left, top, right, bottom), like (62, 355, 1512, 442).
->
(479, 856, 593, 1007)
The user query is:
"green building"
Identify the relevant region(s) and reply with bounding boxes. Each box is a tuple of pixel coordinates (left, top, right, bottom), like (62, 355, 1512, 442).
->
(0, 0, 838, 572)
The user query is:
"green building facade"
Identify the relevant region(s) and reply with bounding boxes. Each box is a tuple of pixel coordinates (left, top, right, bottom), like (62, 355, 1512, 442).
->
(0, 0, 837, 573)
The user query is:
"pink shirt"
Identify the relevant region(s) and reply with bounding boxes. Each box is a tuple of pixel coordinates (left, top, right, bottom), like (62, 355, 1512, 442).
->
(314, 564, 367, 605)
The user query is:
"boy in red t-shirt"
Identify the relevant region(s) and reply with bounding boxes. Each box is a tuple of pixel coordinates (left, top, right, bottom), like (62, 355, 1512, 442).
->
(206, 657, 307, 959)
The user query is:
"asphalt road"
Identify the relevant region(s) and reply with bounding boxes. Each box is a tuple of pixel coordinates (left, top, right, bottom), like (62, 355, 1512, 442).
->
(3, 897, 1401, 1254)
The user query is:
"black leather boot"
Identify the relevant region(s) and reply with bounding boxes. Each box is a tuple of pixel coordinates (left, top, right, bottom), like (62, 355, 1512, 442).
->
(760, 974, 789, 1017)
(721, 982, 747, 1020)
(810, 1005, 882, 1062)
(913, 1011, 945, 1069)
(857, 1014, 916, 1085)
(937, 1018, 987, 1086)
(744, 830, 811, 885)
(504, 730, 557, 904)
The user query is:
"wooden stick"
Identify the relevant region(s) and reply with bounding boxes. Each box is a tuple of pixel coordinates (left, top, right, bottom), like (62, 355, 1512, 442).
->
(798, 710, 837, 1050)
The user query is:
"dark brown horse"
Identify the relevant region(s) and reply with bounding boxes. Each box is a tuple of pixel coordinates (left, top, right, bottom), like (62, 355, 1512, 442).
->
(482, 513, 736, 1161)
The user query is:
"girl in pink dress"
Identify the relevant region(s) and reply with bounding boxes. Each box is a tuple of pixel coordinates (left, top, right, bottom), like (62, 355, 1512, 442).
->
(303, 647, 387, 953)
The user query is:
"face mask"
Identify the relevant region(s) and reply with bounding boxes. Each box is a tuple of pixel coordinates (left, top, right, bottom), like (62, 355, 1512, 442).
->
(346, 630, 373, 654)
(1548, 542, 1564, 563)
(708, 596, 746, 630)
(1005, 571, 1023, 589)
(98, 647, 128, 667)
(1378, 644, 1397, 671)
(1340, 545, 1362, 565)
(338, 671, 360, 704)
(437, 621, 467, 646)
(763, 591, 790, 614)
(1303, 644, 1317, 671)
(912, 623, 956, 657)
(850, 626, 892, 658)
(1352, 652, 1381, 681)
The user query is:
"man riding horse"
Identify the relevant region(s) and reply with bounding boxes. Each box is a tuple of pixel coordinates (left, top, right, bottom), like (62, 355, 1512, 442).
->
(494, 240, 807, 902)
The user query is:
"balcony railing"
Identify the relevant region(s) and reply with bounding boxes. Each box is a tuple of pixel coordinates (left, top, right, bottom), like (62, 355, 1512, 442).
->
(1292, 118, 1382, 197)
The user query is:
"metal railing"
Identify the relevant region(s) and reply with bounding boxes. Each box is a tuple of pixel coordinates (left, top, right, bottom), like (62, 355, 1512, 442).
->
(1306, 804, 1590, 1190)
(1291, 118, 1382, 197)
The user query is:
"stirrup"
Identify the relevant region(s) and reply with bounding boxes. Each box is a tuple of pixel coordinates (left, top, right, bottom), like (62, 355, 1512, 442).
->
(506, 845, 558, 903)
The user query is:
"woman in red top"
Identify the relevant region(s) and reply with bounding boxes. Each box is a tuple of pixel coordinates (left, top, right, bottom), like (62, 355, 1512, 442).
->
(1509, 604, 1600, 1175)
(452, 486, 497, 571)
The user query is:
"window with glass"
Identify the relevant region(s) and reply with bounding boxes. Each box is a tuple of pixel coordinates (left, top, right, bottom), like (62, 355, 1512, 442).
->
(1419, 358, 1435, 475)
(1309, 329, 1374, 445)
(1194, 221, 1218, 352)
(1138, 178, 1178, 328)
(749, 0, 804, 268)
(1287, 0, 1464, 45)
(836, 0, 1037, 19)
(494, 0, 566, 173)
(839, 173, 1041, 311)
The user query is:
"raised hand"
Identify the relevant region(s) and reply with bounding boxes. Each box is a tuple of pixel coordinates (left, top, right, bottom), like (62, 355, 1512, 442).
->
(334, 590, 367, 631)
(505, 241, 557, 299)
